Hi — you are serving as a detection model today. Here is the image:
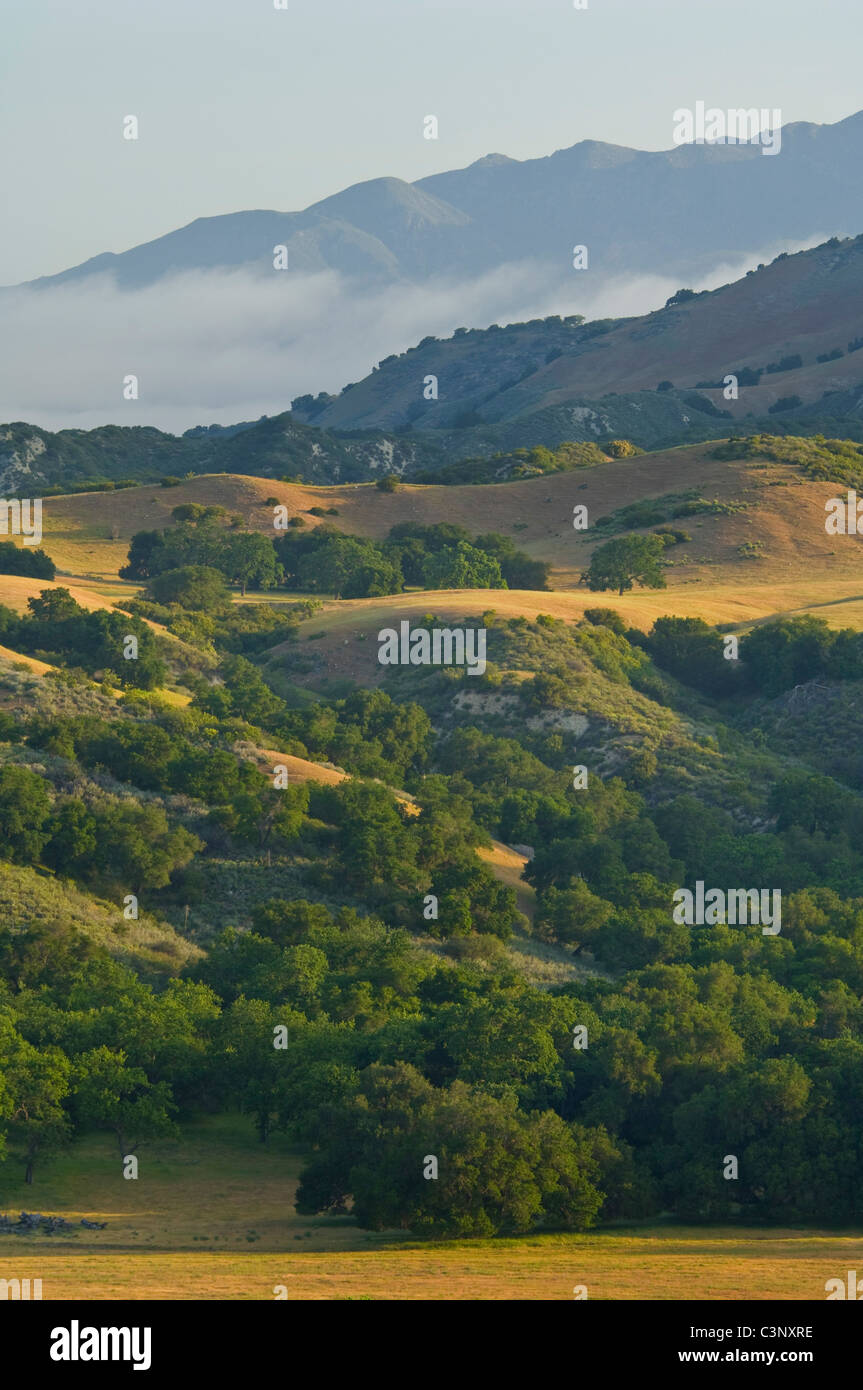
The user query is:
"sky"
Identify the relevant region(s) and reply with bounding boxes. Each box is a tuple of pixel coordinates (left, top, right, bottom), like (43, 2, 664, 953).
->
(2, 0, 862, 285)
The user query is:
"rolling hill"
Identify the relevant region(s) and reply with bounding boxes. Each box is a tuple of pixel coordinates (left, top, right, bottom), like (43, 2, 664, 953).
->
(5, 435, 860, 756)
(34, 436, 863, 595)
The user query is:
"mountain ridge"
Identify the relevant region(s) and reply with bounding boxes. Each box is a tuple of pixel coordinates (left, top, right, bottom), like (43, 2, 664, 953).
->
(6, 233, 863, 493)
(10, 111, 863, 294)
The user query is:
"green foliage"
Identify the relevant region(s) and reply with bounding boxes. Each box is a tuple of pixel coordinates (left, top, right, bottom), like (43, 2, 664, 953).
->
(7, 513, 863, 1234)
(275, 521, 546, 597)
(603, 439, 643, 458)
(711, 434, 863, 490)
(6, 589, 167, 689)
(596, 490, 747, 535)
(295, 1063, 604, 1236)
(0, 543, 56, 579)
(123, 518, 283, 594)
(420, 540, 506, 590)
(415, 439, 610, 485)
(300, 533, 402, 598)
(45, 799, 201, 892)
(582, 535, 667, 595)
(1, 1018, 72, 1182)
(647, 617, 736, 696)
(71, 1046, 177, 1157)
(583, 607, 628, 635)
(473, 533, 550, 590)
(741, 617, 863, 696)
(0, 765, 52, 864)
(147, 565, 232, 612)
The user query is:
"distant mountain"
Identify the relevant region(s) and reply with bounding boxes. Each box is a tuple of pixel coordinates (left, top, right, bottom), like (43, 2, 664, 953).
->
(11, 112, 863, 293)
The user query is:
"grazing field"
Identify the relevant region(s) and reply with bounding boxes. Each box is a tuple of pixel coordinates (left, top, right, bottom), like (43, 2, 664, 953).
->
(0, 1117, 855, 1300)
(12, 1234, 860, 1301)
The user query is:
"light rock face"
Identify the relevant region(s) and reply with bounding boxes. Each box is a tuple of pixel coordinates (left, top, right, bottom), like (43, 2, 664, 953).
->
(0, 430, 47, 493)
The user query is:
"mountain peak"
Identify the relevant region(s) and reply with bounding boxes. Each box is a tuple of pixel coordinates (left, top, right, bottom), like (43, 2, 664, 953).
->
(469, 153, 516, 168)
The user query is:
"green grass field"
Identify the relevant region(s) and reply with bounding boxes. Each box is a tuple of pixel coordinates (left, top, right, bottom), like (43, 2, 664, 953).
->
(1, 1117, 858, 1299)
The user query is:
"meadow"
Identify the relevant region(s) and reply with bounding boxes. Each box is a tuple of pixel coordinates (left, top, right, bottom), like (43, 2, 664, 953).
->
(1, 1117, 856, 1300)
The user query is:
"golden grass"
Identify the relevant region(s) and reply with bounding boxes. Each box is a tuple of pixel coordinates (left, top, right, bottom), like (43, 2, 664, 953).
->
(288, 579, 863, 637)
(9, 449, 857, 648)
(0, 574, 120, 615)
(2, 1118, 857, 1300)
(0, 644, 53, 674)
(252, 749, 349, 788)
(10, 1237, 861, 1301)
(34, 446, 861, 595)
(266, 578, 863, 693)
(477, 842, 536, 920)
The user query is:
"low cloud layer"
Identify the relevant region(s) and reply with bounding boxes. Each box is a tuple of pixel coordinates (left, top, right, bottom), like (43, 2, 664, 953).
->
(0, 237, 827, 436)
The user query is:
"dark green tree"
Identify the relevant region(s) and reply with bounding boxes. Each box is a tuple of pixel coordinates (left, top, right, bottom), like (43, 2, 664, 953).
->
(582, 535, 667, 596)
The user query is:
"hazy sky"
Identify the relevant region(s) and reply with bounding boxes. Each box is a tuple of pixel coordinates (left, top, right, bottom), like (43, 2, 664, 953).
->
(2, 0, 861, 284)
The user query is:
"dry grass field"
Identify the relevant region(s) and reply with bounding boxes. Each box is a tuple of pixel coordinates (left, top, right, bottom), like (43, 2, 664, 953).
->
(0, 445, 852, 664)
(30, 444, 862, 592)
(0, 574, 122, 615)
(267, 577, 863, 690)
(14, 1234, 862, 1301)
(1, 1117, 857, 1300)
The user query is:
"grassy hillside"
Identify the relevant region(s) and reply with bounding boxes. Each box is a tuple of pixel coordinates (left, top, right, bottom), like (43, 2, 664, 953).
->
(0, 574, 123, 614)
(291, 236, 863, 450)
(270, 579, 863, 700)
(0, 861, 200, 980)
(3, 432, 863, 1301)
(28, 436, 863, 599)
